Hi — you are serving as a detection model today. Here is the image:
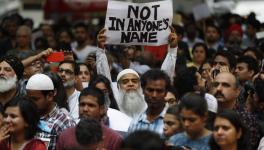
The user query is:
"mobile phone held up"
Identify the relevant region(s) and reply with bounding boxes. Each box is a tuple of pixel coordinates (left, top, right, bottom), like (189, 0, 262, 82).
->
(46, 52, 64, 62)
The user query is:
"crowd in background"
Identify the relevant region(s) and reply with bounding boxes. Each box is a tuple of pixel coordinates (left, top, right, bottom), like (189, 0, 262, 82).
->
(0, 9, 264, 150)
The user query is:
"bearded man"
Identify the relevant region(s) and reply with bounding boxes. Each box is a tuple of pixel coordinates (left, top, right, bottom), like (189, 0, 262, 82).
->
(116, 69, 147, 118)
(0, 55, 24, 107)
(57, 60, 80, 122)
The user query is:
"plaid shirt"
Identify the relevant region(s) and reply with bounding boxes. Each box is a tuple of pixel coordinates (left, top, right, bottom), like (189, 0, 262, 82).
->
(128, 106, 168, 135)
(36, 105, 76, 150)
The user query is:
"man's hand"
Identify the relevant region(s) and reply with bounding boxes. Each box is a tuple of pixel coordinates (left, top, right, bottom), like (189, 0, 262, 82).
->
(37, 48, 53, 59)
(168, 26, 178, 48)
(97, 29, 107, 49)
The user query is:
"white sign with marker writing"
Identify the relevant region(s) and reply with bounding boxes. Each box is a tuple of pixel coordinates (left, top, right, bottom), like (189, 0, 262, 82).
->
(105, 0, 173, 46)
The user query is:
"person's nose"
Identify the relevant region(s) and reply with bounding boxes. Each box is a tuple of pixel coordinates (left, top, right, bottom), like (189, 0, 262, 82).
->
(183, 120, 190, 128)
(216, 127, 224, 135)
(0, 68, 4, 76)
(4, 115, 11, 124)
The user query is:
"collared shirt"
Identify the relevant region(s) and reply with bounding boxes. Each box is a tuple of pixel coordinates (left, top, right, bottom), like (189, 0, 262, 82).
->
(68, 89, 80, 122)
(36, 105, 76, 150)
(128, 105, 168, 135)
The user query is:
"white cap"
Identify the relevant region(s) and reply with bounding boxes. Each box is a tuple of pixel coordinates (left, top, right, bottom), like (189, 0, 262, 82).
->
(26, 74, 54, 90)
(116, 69, 140, 82)
(205, 93, 218, 113)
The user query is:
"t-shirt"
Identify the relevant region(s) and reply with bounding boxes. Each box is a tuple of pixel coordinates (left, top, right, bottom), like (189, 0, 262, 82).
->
(169, 132, 211, 150)
(56, 124, 123, 150)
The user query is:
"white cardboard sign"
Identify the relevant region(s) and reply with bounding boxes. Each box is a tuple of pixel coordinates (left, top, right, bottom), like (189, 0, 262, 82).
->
(105, 0, 173, 46)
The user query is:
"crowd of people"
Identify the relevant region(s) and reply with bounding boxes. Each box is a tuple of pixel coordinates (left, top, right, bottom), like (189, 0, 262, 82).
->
(0, 7, 264, 150)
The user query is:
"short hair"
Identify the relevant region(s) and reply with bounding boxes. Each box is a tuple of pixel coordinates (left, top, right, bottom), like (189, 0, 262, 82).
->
(141, 69, 171, 90)
(209, 109, 250, 150)
(59, 60, 80, 75)
(45, 72, 68, 110)
(166, 105, 181, 120)
(206, 24, 221, 36)
(73, 22, 88, 31)
(243, 47, 263, 62)
(237, 55, 259, 75)
(122, 130, 165, 150)
(79, 87, 105, 106)
(173, 24, 184, 36)
(173, 67, 197, 99)
(5, 96, 40, 140)
(75, 118, 102, 146)
(179, 92, 208, 117)
(213, 50, 237, 70)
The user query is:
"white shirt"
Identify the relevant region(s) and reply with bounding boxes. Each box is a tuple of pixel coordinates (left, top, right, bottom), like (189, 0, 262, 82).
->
(68, 89, 80, 122)
(107, 108, 132, 132)
(72, 43, 99, 62)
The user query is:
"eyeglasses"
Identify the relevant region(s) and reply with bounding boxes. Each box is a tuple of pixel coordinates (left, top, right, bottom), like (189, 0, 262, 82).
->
(58, 68, 74, 75)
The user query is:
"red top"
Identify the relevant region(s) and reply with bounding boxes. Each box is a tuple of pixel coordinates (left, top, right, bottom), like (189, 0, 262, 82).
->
(0, 138, 46, 150)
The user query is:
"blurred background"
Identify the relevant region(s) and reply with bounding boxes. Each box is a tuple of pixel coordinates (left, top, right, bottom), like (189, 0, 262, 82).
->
(1, 0, 264, 29)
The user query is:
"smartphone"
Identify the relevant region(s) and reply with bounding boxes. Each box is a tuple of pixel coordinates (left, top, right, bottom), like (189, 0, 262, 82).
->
(46, 52, 64, 62)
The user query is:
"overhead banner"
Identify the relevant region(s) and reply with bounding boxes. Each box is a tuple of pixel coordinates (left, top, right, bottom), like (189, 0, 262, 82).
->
(105, 0, 173, 46)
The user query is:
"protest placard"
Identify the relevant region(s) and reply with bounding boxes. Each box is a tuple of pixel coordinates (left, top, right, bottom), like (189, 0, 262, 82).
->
(105, 0, 173, 46)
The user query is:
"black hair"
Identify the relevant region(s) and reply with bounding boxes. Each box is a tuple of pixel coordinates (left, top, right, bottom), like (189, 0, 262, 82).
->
(167, 86, 179, 101)
(75, 118, 102, 146)
(179, 92, 208, 117)
(79, 87, 105, 106)
(34, 36, 49, 51)
(89, 74, 119, 110)
(122, 130, 166, 150)
(73, 22, 88, 31)
(173, 24, 184, 36)
(209, 109, 250, 150)
(5, 96, 40, 140)
(166, 105, 182, 128)
(57, 28, 73, 40)
(59, 60, 80, 75)
(174, 67, 198, 99)
(45, 72, 69, 110)
(254, 77, 264, 103)
(77, 63, 94, 80)
(237, 55, 259, 75)
(206, 24, 221, 36)
(192, 42, 208, 56)
(0, 105, 4, 116)
(243, 47, 263, 62)
(141, 69, 171, 91)
(213, 50, 237, 70)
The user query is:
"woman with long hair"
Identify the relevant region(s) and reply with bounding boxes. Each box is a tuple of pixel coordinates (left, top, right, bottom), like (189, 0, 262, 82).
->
(209, 109, 250, 150)
(0, 96, 46, 150)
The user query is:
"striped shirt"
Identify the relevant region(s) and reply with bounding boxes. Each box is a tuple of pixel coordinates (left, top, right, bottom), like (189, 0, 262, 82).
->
(128, 106, 168, 135)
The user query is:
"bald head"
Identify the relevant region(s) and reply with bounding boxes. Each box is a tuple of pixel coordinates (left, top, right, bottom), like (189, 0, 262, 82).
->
(211, 72, 240, 109)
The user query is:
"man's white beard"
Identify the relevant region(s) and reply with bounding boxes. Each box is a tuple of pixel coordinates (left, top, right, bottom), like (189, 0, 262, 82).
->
(119, 88, 146, 118)
(0, 75, 17, 93)
(63, 79, 75, 88)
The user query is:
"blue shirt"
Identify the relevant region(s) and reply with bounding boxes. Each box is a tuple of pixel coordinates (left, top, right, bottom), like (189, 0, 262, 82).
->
(128, 106, 168, 135)
(169, 132, 211, 150)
